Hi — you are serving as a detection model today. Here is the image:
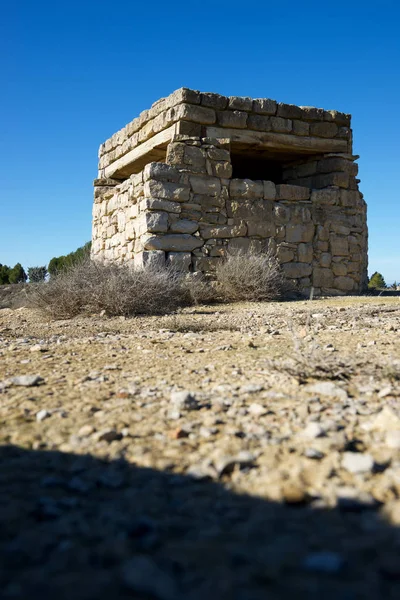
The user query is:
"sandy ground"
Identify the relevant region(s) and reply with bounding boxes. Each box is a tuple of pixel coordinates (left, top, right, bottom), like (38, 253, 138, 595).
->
(1, 296, 400, 599)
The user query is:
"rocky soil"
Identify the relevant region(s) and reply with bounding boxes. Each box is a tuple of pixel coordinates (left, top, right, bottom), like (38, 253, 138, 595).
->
(1, 296, 400, 599)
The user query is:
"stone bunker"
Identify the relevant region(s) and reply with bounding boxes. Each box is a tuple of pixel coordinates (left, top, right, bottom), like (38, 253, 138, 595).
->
(92, 88, 368, 295)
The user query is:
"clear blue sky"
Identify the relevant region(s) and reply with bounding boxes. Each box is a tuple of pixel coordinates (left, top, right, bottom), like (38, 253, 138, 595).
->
(1, 0, 399, 282)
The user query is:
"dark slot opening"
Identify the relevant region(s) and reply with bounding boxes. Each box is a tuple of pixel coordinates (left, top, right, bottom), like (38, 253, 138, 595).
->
(230, 152, 285, 183)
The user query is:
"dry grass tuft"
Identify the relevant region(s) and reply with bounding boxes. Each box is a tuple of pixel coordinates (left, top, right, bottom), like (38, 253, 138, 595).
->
(29, 258, 190, 319)
(215, 249, 292, 302)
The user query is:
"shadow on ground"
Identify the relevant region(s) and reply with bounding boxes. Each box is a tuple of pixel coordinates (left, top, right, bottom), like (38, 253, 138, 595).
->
(1, 445, 399, 599)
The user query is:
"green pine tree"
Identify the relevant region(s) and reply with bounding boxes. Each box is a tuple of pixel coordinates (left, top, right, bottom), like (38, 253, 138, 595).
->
(0, 264, 11, 284)
(8, 263, 27, 284)
(368, 271, 386, 289)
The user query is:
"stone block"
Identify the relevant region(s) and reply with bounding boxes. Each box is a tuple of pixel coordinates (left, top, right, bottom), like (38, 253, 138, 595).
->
(247, 114, 271, 132)
(311, 189, 339, 205)
(190, 175, 221, 196)
(217, 110, 248, 128)
(319, 252, 332, 268)
(212, 162, 232, 178)
(247, 220, 275, 237)
(263, 181, 276, 200)
(207, 147, 230, 161)
(271, 117, 292, 133)
(330, 236, 349, 256)
(183, 145, 206, 170)
(169, 88, 201, 106)
(228, 96, 253, 111)
(283, 262, 312, 279)
(276, 184, 310, 201)
(277, 103, 303, 119)
(134, 250, 165, 269)
(277, 245, 295, 263)
(144, 234, 204, 252)
(334, 276, 355, 291)
(253, 98, 277, 115)
(313, 267, 334, 287)
(200, 222, 247, 239)
(298, 243, 313, 263)
(230, 179, 263, 199)
(174, 103, 216, 125)
(332, 262, 347, 276)
(141, 198, 181, 214)
(201, 92, 228, 110)
(286, 223, 314, 243)
(313, 172, 350, 189)
(292, 120, 310, 136)
(167, 252, 192, 271)
(144, 180, 190, 202)
(169, 219, 199, 234)
(310, 122, 338, 138)
(274, 204, 289, 223)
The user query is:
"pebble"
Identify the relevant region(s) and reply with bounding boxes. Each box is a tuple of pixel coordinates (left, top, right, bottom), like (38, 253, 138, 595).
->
(12, 375, 44, 387)
(304, 447, 325, 459)
(248, 403, 266, 416)
(215, 450, 255, 477)
(342, 452, 374, 474)
(305, 381, 348, 401)
(96, 428, 122, 442)
(302, 422, 325, 439)
(36, 409, 51, 422)
(170, 390, 198, 411)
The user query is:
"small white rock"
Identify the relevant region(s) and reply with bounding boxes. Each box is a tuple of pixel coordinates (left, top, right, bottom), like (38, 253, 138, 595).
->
(342, 452, 374, 474)
(170, 390, 198, 411)
(36, 409, 51, 422)
(302, 422, 325, 439)
(12, 375, 44, 387)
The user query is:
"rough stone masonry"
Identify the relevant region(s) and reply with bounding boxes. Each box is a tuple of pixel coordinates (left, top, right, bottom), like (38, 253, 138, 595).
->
(92, 88, 368, 295)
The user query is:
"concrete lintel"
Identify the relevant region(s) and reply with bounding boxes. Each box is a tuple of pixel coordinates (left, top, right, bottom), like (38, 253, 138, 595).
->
(206, 127, 348, 155)
(104, 124, 177, 179)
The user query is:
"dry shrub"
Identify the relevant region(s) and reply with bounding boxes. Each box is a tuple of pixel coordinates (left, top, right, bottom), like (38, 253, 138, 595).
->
(215, 249, 291, 302)
(29, 258, 190, 319)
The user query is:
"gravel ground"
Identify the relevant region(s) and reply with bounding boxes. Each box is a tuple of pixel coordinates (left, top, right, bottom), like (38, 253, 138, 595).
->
(1, 296, 400, 599)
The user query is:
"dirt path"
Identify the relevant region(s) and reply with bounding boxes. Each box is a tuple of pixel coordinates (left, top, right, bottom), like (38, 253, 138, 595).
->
(1, 297, 400, 598)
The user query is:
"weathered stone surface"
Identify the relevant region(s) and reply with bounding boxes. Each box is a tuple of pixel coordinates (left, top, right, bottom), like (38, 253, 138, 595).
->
(200, 222, 247, 239)
(144, 234, 204, 252)
(167, 251, 192, 271)
(298, 243, 313, 263)
(169, 219, 198, 234)
(247, 114, 271, 132)
(253, 98, 277, 115)
(310, 122, 339, 138)
(190, 175, 221, 196)
(228, 96, 253, 111)
(270, 116, 292, 133)
(276, 184, 310, 201)
(283, 262, 312, 278)
(141, 198, 181, 214)
(144, 180, 190, 202)
(334, 276, 355, 291)
(263, 181, 276, 200)
(217, 110, 248, 129)
(286, 223, 314, 243)
(330, 236, 349, 256)
(313, 267, 334, 288)
(230, 179, 263, 199)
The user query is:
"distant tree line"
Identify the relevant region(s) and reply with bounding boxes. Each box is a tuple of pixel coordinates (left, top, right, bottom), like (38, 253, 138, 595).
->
(48, 242, 91, 276)
(0, 263, 27, 284)
(0, 242, 91, 284)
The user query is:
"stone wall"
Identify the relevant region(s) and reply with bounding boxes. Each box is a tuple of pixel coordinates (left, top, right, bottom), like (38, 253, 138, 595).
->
(92, 129, 368, 295)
